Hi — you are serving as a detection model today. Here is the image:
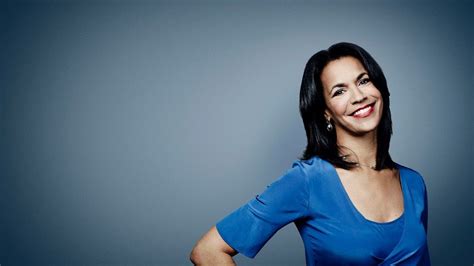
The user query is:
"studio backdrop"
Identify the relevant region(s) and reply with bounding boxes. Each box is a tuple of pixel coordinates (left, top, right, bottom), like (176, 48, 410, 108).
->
(1, 0, 472, 265)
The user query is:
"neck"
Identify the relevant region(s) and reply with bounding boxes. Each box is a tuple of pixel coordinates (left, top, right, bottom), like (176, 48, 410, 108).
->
(336, 129, 377, 167)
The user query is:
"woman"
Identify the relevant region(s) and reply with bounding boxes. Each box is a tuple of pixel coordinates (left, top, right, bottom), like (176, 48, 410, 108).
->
(190, 42, 431, 265)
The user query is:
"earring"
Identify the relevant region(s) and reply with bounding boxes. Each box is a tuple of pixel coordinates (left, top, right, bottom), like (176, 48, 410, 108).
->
(326, 119, 333, 132)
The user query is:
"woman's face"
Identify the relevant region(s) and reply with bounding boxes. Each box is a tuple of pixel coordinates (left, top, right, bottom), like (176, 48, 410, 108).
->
(320, 56, 383, 137)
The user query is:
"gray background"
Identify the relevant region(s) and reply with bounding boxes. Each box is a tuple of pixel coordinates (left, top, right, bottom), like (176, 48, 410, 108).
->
(1, 0, 472, 265)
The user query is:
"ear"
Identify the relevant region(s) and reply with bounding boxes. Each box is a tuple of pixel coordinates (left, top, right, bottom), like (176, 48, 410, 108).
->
(324, 110, 331, 121)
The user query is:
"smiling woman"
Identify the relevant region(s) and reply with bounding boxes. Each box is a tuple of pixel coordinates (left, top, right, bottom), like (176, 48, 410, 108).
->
(321, 56, 383, 138)
(190, 42, 431, 265)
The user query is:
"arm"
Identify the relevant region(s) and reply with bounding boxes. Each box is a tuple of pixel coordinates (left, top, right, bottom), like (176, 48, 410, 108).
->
(191, 160, 310, 263)
(190, 225, 238, 265)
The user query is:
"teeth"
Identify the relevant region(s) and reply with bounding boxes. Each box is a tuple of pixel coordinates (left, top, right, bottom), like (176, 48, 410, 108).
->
(354, 105, 371, 116)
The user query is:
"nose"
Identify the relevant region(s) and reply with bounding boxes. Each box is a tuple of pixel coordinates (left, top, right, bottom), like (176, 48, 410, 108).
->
(350, 85, 367, 105)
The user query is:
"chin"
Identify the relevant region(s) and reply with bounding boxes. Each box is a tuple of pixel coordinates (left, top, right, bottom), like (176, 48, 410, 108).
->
(351, 127, 377, 136)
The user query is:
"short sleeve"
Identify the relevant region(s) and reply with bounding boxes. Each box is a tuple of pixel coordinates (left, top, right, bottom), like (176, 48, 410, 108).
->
(215, 160, 310, 258)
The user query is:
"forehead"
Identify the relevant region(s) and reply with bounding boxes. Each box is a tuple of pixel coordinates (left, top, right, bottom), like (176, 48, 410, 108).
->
(320, 56, 367, 90)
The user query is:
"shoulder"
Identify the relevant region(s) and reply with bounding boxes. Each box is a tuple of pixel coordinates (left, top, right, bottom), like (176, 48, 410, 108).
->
(397, 162, 428, 193)
(291, 155, 334, 182)
(292, 155, 324, 173)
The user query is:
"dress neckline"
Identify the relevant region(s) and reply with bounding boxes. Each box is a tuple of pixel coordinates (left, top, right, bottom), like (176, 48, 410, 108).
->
(326, 160, 407, 226)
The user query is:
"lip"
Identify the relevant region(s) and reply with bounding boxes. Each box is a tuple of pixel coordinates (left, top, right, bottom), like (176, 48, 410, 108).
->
(350, 102, 375, 116)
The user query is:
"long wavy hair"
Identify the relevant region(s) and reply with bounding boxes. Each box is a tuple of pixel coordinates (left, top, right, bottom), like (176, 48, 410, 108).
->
(298, 42, 396, 171)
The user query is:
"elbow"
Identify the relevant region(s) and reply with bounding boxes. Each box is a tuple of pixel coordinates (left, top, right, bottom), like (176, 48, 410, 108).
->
(190, 225, 236, 265)
(189, 243, 205, 265)
(190, 241, 232, 265)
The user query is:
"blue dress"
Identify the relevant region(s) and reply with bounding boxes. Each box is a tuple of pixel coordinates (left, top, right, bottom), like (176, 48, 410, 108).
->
(216, 155, 431, 265)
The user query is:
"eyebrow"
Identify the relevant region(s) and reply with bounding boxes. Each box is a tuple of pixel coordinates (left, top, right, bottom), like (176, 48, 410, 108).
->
(330, 72, 368, 94)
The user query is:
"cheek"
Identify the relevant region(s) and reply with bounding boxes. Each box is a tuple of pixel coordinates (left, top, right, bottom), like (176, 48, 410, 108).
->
(369, 85, 382, 98)
(330, 100, 348, 115)
(370, 88, 383, 108)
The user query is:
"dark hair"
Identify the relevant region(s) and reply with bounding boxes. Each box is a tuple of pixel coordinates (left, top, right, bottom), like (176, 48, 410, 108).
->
(298, 42, 396, 171)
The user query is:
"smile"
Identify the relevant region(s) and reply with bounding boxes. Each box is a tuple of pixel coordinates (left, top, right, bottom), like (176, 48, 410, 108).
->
(351, 103, 375, 118)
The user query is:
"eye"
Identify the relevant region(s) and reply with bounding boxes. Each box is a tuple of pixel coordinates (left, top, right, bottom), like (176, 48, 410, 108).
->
(333, 89, 345, 97)
(359, 77, 371, 86)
